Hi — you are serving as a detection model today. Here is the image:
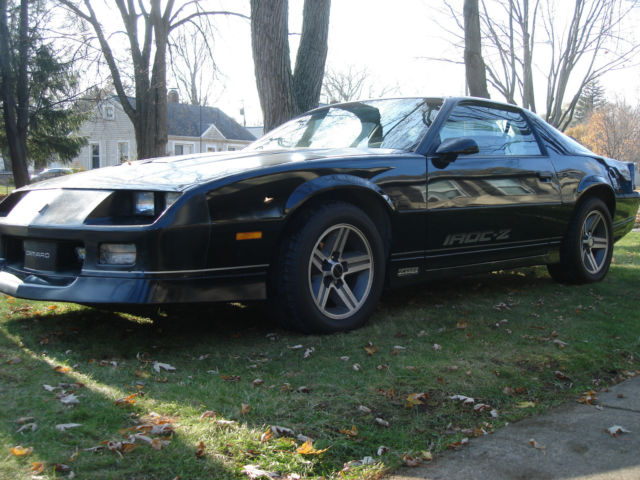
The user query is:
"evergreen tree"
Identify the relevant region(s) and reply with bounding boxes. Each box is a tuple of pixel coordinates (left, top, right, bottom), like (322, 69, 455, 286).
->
(0, 0, 86, 186)
(573, 80, 607, 124)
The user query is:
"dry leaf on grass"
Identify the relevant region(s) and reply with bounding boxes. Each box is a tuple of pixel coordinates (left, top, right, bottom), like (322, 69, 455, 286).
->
(195, 441, 206, 458)
(296, 440, 329, 455)
(54, 365, 71, 373)
(115, 393, 137, 406)
(406, 392, 430, 408)
(30, 462, 45, 474)
(16, 423, 37, 433)
(516, 401, 536, 408)
(340, 425, 359, 437)
(242, 464, 280, 479)
(449, 394, 475, 405)
(241, 403, 251, 415)
(375, 418, 390, 427)
(59, 393, 79, 405)
(579, 390, 597, 405)
(153, 362, 176, 373)
(10, 445, 33, 456)
(56, 423, 82, 432)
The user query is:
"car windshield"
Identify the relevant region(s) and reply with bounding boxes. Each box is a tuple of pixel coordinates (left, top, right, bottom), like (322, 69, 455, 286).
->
(248, 98, 443, 152)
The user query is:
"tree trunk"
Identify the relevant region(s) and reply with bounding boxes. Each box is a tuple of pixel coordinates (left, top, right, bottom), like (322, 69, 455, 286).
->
(251, 0, 331, 133)
(250, 0, 297, 133)
(463, 0, 490, 98)
(0, 0, 30, 187)
(293, 0, 330, 112)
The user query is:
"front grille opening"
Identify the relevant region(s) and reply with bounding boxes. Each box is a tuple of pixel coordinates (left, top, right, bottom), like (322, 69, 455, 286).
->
(3, 236, 84, 275)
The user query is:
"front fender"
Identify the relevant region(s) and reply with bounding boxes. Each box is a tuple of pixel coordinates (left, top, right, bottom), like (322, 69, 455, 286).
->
(284, 174, 395, 214)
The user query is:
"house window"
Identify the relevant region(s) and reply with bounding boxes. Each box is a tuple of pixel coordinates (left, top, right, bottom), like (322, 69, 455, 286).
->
(104, 105, 115, 120)
(174, 143, 193, 156)
(91, 143, 100, 169)
(118, 142, 129, 162)
(206, 145, 217, 152)
(228, 146, 238, 151)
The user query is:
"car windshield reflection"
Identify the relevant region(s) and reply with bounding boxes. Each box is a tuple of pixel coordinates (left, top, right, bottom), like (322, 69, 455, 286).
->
(248, 98, 443, 152)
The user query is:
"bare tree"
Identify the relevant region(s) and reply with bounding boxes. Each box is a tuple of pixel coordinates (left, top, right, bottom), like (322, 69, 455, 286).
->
(441, 0, 639, 129)
(321, 65, 398, 103)
(168, 22, 217, 106)
(463, 0, 490, 98)
(59, 0, 247, 159)
(251, 0, 331, 132)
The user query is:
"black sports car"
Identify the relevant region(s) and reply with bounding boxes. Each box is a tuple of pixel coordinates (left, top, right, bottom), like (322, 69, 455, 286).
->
(0, 97, 638, 332)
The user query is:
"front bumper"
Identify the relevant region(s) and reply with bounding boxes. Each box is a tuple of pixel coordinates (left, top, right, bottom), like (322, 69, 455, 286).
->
(0, 265, 267, 304)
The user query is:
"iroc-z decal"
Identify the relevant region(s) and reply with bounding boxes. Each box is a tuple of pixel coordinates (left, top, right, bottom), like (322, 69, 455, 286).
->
(443, 229, 511, 246)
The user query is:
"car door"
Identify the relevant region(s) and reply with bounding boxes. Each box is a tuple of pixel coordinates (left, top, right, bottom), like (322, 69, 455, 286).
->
(425, 102, 563, 270)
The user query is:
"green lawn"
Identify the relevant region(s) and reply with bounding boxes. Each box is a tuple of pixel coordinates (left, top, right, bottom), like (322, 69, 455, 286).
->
(1, 233, 639, 479)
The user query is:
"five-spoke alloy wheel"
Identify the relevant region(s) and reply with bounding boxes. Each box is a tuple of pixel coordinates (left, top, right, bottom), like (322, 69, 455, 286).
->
(270, 202, 386, 333)
(547, 197, 613, 284)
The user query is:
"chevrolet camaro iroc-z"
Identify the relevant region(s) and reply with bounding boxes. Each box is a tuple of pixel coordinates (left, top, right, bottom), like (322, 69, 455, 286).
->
(0, 97, 638, 332)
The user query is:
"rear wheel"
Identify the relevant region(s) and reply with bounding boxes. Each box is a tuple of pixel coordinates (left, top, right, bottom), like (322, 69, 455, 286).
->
(547, 198, 613, 284)
(270, 202, 386, 333)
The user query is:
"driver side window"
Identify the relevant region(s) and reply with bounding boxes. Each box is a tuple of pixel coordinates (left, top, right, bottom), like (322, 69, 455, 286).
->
(440, 105, 542, 156)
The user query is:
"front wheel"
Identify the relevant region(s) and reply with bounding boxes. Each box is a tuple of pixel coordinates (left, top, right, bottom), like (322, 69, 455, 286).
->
(547, 198, 613, 284)
(270, 202, 386, 333)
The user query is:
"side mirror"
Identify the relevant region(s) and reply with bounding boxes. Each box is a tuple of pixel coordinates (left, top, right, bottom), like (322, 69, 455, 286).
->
(433, 137, 479, 167)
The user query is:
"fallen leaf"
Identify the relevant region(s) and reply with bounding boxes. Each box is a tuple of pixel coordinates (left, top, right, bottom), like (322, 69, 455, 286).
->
(340, 425, 358, 437)
(56, 423, 82, 432)
(16, 416, 35, 424)
(151, 438, 171, 450)
(516, 401, 536, 408)
(252, 379, 264, 387)
(421, 450, 433, 461)
(473, 403, 492, 412)
(447, 437, 469, 450)
(450, 394, 475, 405)
(54, 365, 71, 373)
(375, 417, 389, 427)
(59, 393, 79, 405)
(406, 392, 430, 408)
(456, 320, 468, 329)
(352, 363, 361, 371)
(30, 462, 45, 474)
(10, 445, 33, 456)
(16, 423, 37, 433)
(241, 403, 251, 415)
(221, 374, 241, 382)
(260, 428, 274, 443)
(200, 410, 216, 420)
(296, 439, 329, 455)
(529, 438, 546, 451)
(401, 453, 422, 467)
(555, 371, 571, 381)
(269, 425, 295, 437)
(115, 393, 137, 406)
(153, 362, 176, 373)
(296, 385, 311, 393)
(377, 446, 389, 456)
(364, 343, 378, 355)
(606, 425, 631, 436)
(242, 464, 279, 479)
(303, 347, 315, 358)
(358, 405, 372, 413)
(195, 441, 206, 458)
(433, 344, 442, 351)
(578, 390, 597, 405)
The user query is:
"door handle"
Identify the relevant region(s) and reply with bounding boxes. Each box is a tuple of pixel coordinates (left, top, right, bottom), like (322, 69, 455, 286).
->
(538, 172, 553, 182)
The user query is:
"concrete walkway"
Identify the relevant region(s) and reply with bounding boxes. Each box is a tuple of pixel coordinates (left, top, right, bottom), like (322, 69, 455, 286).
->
(386, 376, 640, 480)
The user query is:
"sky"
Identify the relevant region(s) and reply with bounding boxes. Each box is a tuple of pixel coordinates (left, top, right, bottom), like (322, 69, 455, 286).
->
(87, 0, 640, 128)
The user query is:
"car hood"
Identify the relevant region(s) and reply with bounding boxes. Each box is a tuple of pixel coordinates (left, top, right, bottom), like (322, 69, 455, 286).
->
(22, 148, 400, 192)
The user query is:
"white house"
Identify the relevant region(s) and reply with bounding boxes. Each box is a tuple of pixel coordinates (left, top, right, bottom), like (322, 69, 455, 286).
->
(68, 95, 255, 170)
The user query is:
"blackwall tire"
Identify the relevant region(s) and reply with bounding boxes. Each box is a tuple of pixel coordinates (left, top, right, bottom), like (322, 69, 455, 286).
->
(270, 202, 386, 333)
(548, 198, 613, 284)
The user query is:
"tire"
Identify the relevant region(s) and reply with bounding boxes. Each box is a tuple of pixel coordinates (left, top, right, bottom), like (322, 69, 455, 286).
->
(547, 198, 613, 284)
(270, 202, 386, 333)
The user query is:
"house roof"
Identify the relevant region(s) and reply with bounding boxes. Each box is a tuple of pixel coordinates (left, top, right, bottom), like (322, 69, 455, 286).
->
(113, 96, 255, 141)
(167, 102, 255, 141)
